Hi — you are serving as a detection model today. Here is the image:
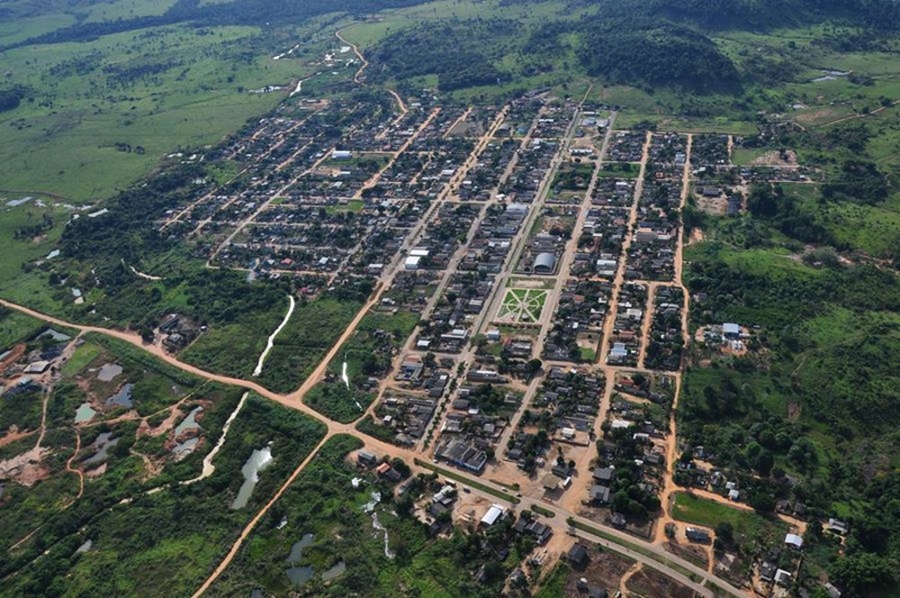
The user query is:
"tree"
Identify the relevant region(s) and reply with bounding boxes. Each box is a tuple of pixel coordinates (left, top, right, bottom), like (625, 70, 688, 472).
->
(715, 521, 734, 545)
(830, 553, 897, 596)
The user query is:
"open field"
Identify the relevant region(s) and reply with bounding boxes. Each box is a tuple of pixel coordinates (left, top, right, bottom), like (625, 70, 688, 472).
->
(0, 20, 322, 202)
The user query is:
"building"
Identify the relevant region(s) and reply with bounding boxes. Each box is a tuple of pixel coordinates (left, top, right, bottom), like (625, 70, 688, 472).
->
(592, 467, 615, 484)
(567, 542, 589, 566)
(723, 322, 740, 340)
(785, 533, 804, 550)
(533, 252, 557, 274)
(357, 450, 378, 467)
(405, 256, 422, 270)
(826, 518, 849, 536)
(541, 473, 560, 490)
(774, 569, 792, 587)
(24, 360, 51, 374)
(331, 150, 352, 159)
(480, 504, 507, 526)
(589, 485, 610, 504)
(685, 527, 711, 543)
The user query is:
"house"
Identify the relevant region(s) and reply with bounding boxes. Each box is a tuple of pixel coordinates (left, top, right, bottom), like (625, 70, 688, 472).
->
(592, 467, 615, 484)
(542, 473, 560, 490)
(567, 542, 589, 567)
(589, 485, 610, 504)
(759, 562, 777, 582)
(685, 527, 711, 543)
(357, 450, 378, 467)
(722, 322, 740, 340)
(480, 504, 507, 526)
(774, 569, 792, 587)
(785, 533, 804, 550)
(527, 521, 552, 545)
(826, 518, 849, 536)
(610, 513, 626, 528)
(551, 463, 571, 479)
(24, 360, 51, 374)
(375, 462, 402, 482)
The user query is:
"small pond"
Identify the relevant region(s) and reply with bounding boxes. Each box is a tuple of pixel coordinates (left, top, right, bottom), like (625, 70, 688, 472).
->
(84, 433, 119, 466)
(230, 445, 273, 510)
(172, 437, 199, 457)
(174, 406, 203, 437)
(74, 403, 96, 424)
(97, 363, 123, 382)
(322, 561, 346, 581)
(105, 383, 133, 409)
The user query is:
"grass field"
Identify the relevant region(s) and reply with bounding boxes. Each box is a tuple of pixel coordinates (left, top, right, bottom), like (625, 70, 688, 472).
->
(0, 21, 323, 202)
(671, 493, 788, 553)
(0, 309, 45, 350)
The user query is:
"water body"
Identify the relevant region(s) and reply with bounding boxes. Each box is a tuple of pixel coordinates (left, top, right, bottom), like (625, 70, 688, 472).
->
(322, 561, 346, 581)
(75, 403, 96, 424)
(230, 446, 273, 510)
(84, 433, 119, 466)
(372, 512, 395, 559)
(105, 383, 133, 408)
(75, 539, 93, 553)
(285, 533, 316, 585)
(97, 363, 123, 382)
(172, 437, 199, 457)
(362, 490, 381, 513)
(174, 406, 203, 437)
(286, 565, 314, 585)
(287, 533, 315, 563)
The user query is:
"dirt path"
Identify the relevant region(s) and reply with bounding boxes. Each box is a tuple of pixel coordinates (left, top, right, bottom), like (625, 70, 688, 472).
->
(653, 134, 693, 544)
(182, 391, 249, 486)
(252, 295, 295, 377)
(809, 97, 900, 129)
(189, 431, 333, 597)
(620, 562, 643, 597)
(636, 283, 659, 370)
(64, 429, 84, 504)
(596, 131, 653, 367)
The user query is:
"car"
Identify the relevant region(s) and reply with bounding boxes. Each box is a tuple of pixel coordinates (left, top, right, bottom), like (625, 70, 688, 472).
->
(515, 493, 523, 498)
(462, 487, 471, 493)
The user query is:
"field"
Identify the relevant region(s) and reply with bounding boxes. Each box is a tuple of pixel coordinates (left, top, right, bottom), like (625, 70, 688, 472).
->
(0, 13, 327, 203)
(671, 493, 787, 554)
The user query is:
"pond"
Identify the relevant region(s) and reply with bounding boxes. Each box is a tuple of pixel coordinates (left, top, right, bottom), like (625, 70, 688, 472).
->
(230, 445, 273, 510)
(322, 561, 346, 581)
(174, 406, 203, 437)
(75, 539, 92, 554)
(74, 403, 96, 424)
(84, 432, 119, 466)
(285, 533, 316, 586)
(97, 363, 123, 382)
(172, 437, 199, 457)
(104, 383, 133, 409)
(287, 533, 315, 563)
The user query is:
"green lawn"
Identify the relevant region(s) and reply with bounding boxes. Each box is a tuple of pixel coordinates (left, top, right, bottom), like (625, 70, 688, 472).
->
(671, 493, 788, 552)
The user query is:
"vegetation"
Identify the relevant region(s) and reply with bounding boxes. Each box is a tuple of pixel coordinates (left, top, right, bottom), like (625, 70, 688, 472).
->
(210, 435, 520, 597)
(0, 386, 327, 596)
